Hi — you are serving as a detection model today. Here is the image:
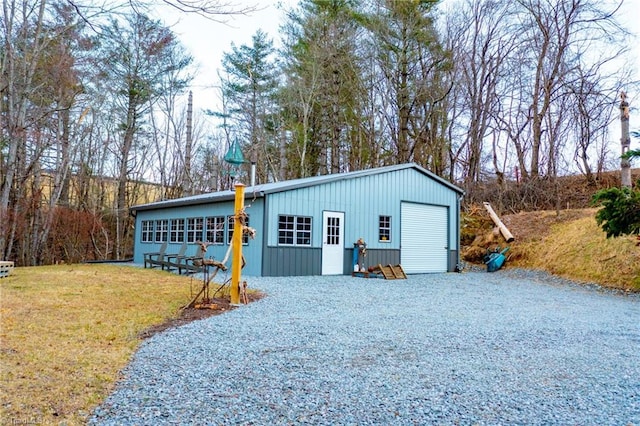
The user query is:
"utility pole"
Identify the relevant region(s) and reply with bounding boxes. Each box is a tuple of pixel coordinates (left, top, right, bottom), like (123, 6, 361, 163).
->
(620, 91, 631, 188)
(184, 91, 193, 196)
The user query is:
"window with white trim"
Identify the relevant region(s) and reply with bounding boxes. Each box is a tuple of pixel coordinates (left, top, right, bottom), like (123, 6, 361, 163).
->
(154, 219, 168, 242)
(278, 215, 312, 246)
(227, 215, 250, 245)
(206, 216, 225, 244)
(141, 220, 154, 243)
(186, 217, 204, 243)
(170, 218, 185, 243)
(379, 215, 391, 242)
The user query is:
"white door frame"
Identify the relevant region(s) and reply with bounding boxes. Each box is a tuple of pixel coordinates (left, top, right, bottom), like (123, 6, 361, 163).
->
(322, 211, 344, 275)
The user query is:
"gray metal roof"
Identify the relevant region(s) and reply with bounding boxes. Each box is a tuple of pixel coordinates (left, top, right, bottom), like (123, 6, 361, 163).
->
(130, 163, 464, 213)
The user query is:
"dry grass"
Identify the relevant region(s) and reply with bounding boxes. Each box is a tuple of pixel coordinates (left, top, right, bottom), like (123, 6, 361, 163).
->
(0, 264, 199, 425)
(511, 215, 640, 291)
(463, 207, 640, 291)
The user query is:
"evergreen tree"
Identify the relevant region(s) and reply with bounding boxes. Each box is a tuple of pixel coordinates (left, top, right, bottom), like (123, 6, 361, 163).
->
(364, 0, 452, 174)
(220, 30, 279, 183)
(592, 149, 640, 239)
(281, 0, 366, 176)
(592, 186, 640, 239)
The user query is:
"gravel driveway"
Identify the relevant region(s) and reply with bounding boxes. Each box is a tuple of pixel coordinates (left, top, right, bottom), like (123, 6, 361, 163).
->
(91, 269, 639, 425)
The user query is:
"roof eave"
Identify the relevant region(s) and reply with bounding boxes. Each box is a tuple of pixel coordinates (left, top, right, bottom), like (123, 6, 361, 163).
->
(130, 191, 264, 214)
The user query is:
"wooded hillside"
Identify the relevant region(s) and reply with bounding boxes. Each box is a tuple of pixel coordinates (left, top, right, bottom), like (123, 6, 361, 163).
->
(2, 0, 638, 265)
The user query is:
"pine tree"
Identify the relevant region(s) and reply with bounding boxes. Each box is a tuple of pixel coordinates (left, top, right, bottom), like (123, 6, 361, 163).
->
(280, 0, 365, 176)
(592, 186, 640, 239)
(592, 132, 640, 239)
(220, 30, 279, 183)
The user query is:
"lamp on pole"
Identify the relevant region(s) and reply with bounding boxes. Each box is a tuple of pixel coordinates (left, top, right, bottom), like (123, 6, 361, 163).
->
(224, 138, 246, 186)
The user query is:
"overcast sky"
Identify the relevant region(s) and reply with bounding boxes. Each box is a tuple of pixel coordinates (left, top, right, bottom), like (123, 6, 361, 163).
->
(150, 0, 297, 114)
(151, 0, 640, 134)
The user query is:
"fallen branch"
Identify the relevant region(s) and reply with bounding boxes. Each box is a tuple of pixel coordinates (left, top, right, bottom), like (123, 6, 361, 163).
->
(483, 202, 515, 243)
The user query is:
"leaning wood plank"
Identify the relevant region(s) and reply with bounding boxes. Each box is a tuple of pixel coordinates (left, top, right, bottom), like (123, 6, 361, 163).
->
(390, 265, 402, 279)
(483, 202, 515, 243)
(378, 265, 393, 279)
(393, 264, 407, 279)
(389, 264, 407, 279)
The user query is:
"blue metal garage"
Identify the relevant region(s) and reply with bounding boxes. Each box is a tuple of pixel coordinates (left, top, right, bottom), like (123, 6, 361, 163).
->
(131, 163, 464, 276)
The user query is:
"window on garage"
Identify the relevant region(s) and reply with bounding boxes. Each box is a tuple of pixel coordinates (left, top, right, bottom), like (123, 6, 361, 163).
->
(154, 219, 168, 242)
(227, 215, 250, 245)
(170, 218, 185, 243)
(206, 216, 225, 244)
(186, 217, 204, 243)
(141, 220, 154, 243)
(379, 215, 391, 242)
(278, 215, 312, 246)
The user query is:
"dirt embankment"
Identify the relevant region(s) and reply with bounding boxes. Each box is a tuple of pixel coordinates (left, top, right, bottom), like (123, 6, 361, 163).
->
(461, 206, 639, 291)
(462, 207, 596, 263)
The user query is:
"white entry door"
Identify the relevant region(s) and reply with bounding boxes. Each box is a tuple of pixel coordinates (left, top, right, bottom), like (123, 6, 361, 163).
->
(322, 211, 344, 275)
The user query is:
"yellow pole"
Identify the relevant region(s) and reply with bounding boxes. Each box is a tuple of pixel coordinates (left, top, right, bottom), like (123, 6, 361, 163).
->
(230, 183, 245, 305)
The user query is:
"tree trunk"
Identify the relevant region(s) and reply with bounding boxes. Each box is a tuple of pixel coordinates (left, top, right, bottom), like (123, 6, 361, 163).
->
(620, 92, 632, 188)
(117, 97, 137, 259)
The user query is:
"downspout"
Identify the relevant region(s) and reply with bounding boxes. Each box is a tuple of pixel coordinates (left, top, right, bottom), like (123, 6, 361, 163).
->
(456, 192, 464, 272)
(130, 207, 137, 263)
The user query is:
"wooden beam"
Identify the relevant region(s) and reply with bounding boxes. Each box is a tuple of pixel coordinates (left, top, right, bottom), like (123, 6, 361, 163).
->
(230, 183, 245, 305)
(483, 202, 515, 243)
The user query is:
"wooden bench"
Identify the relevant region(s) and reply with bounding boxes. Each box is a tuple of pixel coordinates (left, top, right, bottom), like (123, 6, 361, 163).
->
(0, 261, 14, 278)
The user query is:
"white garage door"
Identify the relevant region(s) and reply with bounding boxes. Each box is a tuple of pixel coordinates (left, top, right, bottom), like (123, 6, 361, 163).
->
(401, 203, 448, 273)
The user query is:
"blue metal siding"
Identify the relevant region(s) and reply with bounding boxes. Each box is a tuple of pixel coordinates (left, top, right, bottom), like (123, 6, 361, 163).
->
(265, 168, 459, 254)
(262, 247, 322, 276)
(133, 198, 265, 276)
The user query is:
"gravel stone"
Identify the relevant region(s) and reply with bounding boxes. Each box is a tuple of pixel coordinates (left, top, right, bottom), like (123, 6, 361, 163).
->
(90, 269, 640, 425)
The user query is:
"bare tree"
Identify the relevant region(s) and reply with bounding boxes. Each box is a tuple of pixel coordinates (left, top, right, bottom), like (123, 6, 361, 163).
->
(445, 0, 515, 186)
(139, 0, 258, 19)
(0, 0, 94, 264)
(511, 0, 629, 180)
(95, 13, 192, 258)
(567, 62, 632, 184)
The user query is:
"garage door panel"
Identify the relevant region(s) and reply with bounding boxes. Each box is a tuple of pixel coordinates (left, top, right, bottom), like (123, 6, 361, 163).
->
(401, 203, 448, 273)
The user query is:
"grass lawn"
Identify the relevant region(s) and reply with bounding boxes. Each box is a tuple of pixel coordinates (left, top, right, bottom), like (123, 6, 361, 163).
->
(0, 264, 205, 425)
